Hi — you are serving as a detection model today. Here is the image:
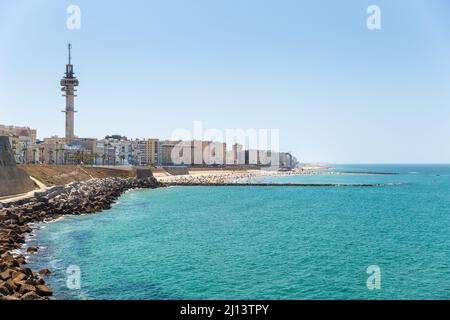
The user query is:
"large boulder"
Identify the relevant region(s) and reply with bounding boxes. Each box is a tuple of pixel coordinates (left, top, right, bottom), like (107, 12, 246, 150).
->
(35, 284, 52, 297)
(21, 291, 41, 300)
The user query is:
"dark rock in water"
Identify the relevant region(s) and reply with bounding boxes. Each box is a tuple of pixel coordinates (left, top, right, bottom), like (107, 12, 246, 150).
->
(35, 284, 52, 297)
(26, 246, 38, 254)
(38, 269, 51, 277)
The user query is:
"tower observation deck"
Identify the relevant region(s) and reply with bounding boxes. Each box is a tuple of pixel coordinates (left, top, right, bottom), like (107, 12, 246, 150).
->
(61, 43, 79, 143)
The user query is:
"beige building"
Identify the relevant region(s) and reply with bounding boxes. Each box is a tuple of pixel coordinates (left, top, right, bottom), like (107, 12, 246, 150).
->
(144, 138, 159, 165)
(0, 125, 37, 163)
(40, 136, 67, 164)
(0, 125, 37, 142)
(158, 140, 197, 166)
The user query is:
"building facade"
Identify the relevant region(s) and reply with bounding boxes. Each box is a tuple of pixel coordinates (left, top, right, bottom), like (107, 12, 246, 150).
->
(144, 139, 159, 165)
(0, 125, 38, 163)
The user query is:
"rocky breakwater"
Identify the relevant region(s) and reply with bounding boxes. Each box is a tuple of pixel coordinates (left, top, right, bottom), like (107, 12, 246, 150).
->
(0, 176, 160, 300)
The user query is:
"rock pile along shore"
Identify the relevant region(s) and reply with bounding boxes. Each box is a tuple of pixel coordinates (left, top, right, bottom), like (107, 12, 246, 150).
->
(0, 176, 160, 300)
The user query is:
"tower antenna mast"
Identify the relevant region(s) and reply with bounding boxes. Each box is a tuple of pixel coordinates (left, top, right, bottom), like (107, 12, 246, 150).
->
(68, 43, 72, 65)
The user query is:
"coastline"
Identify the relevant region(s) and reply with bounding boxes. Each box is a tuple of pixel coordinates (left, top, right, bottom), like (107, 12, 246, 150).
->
(0, 175, 160, 300)
(155, 166, 396, 185)
(0, 165, 397, 300)
(20, 164, 441, 300)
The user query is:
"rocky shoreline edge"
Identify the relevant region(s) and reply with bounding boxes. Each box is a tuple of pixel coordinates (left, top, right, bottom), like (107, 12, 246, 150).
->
(0, 176, 160, 300)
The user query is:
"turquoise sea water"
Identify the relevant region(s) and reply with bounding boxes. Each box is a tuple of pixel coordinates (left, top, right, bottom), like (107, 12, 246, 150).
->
(25, 165, 450, 299)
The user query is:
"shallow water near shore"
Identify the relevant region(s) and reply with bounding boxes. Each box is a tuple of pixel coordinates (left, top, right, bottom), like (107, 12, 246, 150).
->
(26, 165, 450, 299)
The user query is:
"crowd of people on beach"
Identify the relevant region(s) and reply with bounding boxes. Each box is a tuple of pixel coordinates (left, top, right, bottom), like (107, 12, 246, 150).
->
(156, 167, 342, 185)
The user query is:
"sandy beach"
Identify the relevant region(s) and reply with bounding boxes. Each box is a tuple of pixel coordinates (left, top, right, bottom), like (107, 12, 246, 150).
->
(156, 167, 332, 184)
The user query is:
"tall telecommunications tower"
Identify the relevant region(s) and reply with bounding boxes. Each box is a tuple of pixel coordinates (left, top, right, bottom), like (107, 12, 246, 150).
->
(61, 43, 79, 143)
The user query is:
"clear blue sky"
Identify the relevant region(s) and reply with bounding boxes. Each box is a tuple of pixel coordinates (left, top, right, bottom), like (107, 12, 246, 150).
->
(1, 0, 449, 163)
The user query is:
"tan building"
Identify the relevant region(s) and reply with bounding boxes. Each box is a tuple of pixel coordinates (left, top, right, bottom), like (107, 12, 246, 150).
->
(41, 136, 67, 164)
(0, 125, 37, 163)
(157, 140, 198, 166)
(144, 138, 159, 165)
(43, 136, 66, 145)
(0, 125, 37, 142)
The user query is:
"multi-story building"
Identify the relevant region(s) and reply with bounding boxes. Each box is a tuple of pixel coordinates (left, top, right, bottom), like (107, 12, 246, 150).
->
(279, 152, 298, 169)
(0, 125, 37, 163)
(232, 143, 245, 165)
(95, 137, 134, 165)
(244, 149, 275, 166)
(41, 136, 67, 164)
(258, 150, 272, 167)
(202, 141, 226, 166)
(157, 140, 176, 166)
(138, 140, 147, 165)
(144, 138, 159, 165)
(130, 139, 145, 165)
(245, 149, 257, 166)
(0, 125, 37, 143)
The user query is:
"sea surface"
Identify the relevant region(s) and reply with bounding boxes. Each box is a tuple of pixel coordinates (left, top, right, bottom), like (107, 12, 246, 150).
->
(25, 165, 450, 299)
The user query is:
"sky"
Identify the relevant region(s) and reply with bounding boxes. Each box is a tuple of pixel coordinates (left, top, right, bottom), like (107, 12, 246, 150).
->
(0, 0, 449, 163)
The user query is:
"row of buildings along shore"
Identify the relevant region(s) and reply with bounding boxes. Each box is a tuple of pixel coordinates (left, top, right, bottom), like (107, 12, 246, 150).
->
(0, 124, 298, 169)
(0, 44, 298, 169)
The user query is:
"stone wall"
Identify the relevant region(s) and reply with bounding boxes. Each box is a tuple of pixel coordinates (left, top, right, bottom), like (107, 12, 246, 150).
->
(134, 168, 154, 179)
(162, 166, 189, 176)
(0, 137, 35, 197)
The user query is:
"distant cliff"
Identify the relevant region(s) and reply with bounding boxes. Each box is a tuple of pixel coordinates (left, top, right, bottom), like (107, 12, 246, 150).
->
(0, 136, 35, 197)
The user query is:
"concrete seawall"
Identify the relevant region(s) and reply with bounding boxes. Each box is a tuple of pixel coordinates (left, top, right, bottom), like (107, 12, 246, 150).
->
(0, 137, 36, 197)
